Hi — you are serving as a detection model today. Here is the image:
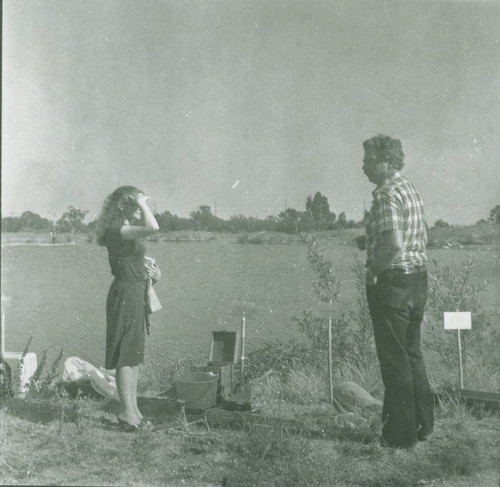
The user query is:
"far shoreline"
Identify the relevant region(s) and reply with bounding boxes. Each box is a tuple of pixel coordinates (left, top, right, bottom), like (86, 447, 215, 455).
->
(1, 224, 499, 249)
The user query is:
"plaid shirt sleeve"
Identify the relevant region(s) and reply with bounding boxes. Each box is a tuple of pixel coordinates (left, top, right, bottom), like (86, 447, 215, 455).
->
(371, 188, 404, 234)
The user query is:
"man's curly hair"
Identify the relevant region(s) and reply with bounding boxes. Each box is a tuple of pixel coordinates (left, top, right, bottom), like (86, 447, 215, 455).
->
(363, 134, 405, 170)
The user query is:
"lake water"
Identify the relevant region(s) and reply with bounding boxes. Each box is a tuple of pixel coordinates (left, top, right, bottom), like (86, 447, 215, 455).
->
(1, 241, 498, 368)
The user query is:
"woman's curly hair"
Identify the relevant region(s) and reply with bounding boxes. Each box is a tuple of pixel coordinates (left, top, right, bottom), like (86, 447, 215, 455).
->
(95, 186, 143, 246)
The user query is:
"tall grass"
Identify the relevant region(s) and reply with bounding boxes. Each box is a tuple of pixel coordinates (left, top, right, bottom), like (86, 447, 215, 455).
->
(424, 254, 500, 389)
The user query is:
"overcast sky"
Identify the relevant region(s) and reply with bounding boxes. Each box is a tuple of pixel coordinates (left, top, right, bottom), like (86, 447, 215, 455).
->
(2, 0, 499, 225)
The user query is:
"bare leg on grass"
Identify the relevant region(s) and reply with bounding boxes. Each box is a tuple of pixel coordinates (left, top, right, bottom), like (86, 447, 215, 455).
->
(131, 365, 143, 421)
(116, 366, 141, 425)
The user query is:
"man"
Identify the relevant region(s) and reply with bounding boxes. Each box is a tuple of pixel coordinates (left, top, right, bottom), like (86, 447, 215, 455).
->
(360, 134, 433, 448)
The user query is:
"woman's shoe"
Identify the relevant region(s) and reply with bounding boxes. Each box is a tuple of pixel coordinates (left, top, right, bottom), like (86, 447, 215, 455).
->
(117, 417, 142, 432)
(140, 418, 152, 428)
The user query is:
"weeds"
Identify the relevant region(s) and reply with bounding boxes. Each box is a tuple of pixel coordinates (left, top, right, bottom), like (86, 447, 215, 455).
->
(246, 339, 314, 380)
(26, 347, 64, 399)
(139, 356, 206, 395)
(293, 234, 376, 370)
(424, 254, 499, 387)
(223, 398, 499, 487)
(10, 336, 33, 395)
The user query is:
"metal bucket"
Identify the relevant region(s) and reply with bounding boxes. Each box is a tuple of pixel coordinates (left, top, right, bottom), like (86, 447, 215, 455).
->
(175, 372, 218, 410)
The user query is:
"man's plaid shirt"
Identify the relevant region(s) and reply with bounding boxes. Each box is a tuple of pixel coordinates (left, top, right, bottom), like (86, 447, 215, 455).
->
(365, 172, 427, 273)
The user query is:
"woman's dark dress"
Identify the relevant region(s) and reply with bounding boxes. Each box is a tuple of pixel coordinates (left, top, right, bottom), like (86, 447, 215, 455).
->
(104, 227, 146, 369)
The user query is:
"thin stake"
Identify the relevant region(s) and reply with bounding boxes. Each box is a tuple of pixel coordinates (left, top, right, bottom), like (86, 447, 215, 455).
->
(327, 306, 346, 413)
(1, 310, 5, 356)
(241, 313, 246, 384)
(328, 316, 333, 404)
(457, 328, 464, 389)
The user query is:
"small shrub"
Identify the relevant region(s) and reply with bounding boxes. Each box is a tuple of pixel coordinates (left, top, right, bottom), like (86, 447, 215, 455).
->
(424, 254, 496, 384)
(26, 350, 48, 395)
(11, 336, 33, 394)
(294, 235, 376, 368)
(282, 365, 329, 404)
(13, 344, 65, 399)
(246, 339, 314, 380)
(237, 234, 249, 244)
(139, 356, 206, 395)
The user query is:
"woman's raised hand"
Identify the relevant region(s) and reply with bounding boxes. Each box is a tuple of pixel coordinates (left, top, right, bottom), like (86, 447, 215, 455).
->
(120, 190, 159, 239)
(129, 193, 151, 206)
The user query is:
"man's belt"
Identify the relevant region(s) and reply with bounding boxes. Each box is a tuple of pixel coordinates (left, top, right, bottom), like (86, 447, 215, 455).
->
(384, 266, 426, 275)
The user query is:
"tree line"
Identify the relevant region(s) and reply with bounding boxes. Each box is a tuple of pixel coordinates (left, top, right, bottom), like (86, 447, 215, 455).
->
(3, 195, 500, 235)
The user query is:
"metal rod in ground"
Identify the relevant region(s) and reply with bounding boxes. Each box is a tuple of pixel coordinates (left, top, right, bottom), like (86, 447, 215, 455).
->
(241, 313, 246, 384)
(457, 329, 464, 389)
(328, 316, 333, 404)
(1, 310, 5, 356)
(328, 314, 346, 413)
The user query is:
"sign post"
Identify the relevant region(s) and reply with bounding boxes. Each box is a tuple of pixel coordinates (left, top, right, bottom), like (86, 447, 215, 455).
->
(444, 312, 472, 389)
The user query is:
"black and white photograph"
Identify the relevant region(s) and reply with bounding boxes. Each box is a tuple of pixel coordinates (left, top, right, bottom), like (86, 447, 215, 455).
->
(1, 1, 499, 485)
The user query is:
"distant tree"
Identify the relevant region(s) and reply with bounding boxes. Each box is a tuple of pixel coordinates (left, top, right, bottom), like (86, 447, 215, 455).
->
(228, 215, 266, 233)
(156, 211, 182, 232)
(489, 205, 500, 224)
(20, 211, 53, 231)
(2, 213, 54, 232)
(433, 219, 450, 229)
(305, 192, 336, 229)
(57, 206, 89, 233)
(264, 215, 279, 231)
(1, 216, 23, 232)
(277, 208, 303, 233)
(190, 205, 219, 231)
(336, 212, 347, 229)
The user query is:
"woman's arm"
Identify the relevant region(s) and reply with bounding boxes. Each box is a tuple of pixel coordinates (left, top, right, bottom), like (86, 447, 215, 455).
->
(120, 193, 159, 240)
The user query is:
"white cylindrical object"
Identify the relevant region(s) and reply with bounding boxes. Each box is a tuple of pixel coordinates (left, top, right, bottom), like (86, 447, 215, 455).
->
(241, 314, 246, 382)
(328, 317, 333, 404)
(457, 329, 464, 389)
(1, 310, 5, 356)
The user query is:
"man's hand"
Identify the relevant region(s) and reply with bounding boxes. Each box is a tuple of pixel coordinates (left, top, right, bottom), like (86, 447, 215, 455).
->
(355, 235, 367, 250)
(365, 268, 377, 286)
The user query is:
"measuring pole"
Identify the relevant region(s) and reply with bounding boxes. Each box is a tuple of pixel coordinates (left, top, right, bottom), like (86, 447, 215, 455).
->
(241, 313, 246, 384)
(328, 315, 333, 404)
(457, 328, 464, 389)
(1, 309, 5, 357)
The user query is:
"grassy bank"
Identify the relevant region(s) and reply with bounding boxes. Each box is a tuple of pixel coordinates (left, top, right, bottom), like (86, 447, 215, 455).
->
(2, 232, 499, 486)
(1, 359, 499, 487)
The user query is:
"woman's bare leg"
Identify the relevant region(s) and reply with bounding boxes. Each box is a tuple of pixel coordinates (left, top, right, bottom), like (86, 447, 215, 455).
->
(116, 366, 141, 425)
(131, 365, 143, 420)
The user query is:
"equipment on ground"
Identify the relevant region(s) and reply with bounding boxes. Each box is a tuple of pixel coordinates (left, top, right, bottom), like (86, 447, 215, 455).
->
(1, 296, 38, 396)
(201, 314, 252, 410)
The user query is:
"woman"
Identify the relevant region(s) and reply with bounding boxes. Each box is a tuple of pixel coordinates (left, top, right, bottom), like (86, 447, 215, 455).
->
(95, 186, 160, 430)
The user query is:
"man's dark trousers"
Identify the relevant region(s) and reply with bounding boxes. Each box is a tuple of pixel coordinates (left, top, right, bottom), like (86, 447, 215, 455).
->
(366, 268, 434, 448)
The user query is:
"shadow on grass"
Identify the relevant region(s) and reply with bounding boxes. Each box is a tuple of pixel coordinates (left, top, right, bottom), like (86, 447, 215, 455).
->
(1, 397, 72, 424)
(138, 396, 180, 423)
(1, 391, 180, 430)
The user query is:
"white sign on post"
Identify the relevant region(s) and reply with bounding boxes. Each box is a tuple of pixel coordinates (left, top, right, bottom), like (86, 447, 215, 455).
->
(444, 312, 471, 389)
(444, 312, 472, 330)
